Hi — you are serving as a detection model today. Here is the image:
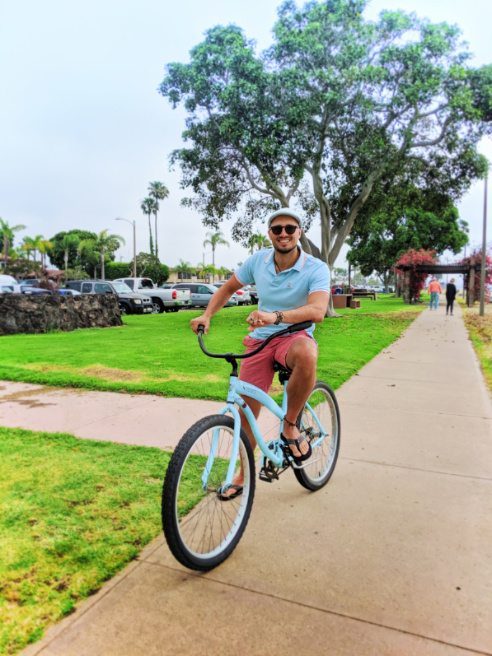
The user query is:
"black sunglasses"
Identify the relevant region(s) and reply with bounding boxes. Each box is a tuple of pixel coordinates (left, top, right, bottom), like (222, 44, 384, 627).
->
(270, 224, 299, 236)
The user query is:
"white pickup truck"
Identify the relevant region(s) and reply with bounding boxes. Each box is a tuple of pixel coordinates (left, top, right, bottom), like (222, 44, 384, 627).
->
(113, 277, 191, 314)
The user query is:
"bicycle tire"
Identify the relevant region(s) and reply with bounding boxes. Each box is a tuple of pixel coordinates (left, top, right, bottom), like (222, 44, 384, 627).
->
(294, 381, 340, 491)
(162, 415, 255, 571)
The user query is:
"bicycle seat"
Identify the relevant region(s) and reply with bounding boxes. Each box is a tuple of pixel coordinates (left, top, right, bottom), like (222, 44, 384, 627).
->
(273, 360, 292, 384)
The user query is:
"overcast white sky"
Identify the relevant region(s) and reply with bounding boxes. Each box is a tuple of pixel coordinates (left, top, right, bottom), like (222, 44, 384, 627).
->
(1, 0, 490, 273)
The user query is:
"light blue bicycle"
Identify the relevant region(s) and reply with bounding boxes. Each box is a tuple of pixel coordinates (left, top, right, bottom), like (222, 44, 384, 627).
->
(162, 321, 340, 570)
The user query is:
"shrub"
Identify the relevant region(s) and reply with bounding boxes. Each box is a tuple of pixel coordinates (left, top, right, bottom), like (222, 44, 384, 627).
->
(395, 249, 437, 300)
(105, 261, 133, 280)
(461, 247, 492, 299)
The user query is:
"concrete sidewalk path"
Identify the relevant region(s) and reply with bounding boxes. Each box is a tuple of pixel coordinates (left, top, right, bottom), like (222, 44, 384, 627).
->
(5, 303, 491, 656)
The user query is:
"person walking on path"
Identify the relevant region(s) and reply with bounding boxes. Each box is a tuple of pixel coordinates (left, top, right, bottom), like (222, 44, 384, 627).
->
(428, 277, 442, 310)
(446, 278, 457, 315)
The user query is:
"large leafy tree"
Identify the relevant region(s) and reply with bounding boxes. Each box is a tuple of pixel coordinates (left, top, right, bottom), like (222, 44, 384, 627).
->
(148, 181, 170, 259)
(160, 0, 490, 312)
(48, 230, 98, 270)
(347, 186, 469, 288)
(134, 252, 169, 284)
(79, 230, 125, 280)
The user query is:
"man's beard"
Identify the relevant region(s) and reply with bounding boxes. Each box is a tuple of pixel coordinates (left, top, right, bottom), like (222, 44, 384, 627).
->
(273, 243, 298, 255)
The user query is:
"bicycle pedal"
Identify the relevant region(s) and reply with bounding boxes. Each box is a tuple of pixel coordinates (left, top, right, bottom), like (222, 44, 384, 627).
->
(259, 465, 279, 483)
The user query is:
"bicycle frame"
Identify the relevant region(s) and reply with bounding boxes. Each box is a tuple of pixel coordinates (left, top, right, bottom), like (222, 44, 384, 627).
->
(201, 372, 326, 492)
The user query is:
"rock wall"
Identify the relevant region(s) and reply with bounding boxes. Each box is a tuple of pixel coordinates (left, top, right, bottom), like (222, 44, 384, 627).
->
(0, 294, 123, 336)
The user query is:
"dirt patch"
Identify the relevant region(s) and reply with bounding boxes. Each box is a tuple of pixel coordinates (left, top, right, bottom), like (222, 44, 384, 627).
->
(81, 366, 144, 382)
(0, 386, 59, 408)
(25, 364, 73, 373)
(462, 309, 492, 357)
(366, 311, 422, 321)
(204, 374, 222, 383)
(462, 313, 492, 341)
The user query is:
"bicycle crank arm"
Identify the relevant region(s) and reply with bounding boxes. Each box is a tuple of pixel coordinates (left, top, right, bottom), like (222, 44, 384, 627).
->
(291, 458, 321, 470)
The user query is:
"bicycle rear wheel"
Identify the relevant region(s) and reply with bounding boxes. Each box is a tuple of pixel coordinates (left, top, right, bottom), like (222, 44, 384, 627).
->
(162, 415, 255, 571)
(294, 381, 340, 491)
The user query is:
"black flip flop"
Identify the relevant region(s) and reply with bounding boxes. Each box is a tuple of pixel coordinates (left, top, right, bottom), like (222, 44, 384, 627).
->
(281, 433, 312, 464)
(218, 485, 243, 501)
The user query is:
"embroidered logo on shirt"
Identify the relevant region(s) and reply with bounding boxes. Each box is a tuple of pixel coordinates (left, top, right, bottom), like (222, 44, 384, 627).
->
(287, 282, 292, 287)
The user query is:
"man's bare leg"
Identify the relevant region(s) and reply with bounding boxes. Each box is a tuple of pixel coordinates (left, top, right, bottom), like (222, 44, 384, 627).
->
(283, 338, 318, 457)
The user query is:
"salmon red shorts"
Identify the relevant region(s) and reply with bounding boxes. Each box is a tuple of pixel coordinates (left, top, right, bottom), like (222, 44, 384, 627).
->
(238, 330, 315, 393)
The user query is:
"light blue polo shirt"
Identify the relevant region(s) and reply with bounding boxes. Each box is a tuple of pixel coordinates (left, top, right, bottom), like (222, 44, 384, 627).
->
(235, 247, 330, 339)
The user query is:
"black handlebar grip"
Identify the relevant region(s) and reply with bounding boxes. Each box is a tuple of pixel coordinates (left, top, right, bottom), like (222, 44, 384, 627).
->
(287, 321, 313, 333)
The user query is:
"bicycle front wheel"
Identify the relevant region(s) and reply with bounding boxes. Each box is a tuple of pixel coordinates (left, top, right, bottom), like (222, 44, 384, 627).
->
(294, 381, 340, 491)
(162, 415, 255, 571)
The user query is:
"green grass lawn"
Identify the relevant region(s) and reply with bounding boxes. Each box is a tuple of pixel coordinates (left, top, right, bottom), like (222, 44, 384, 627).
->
(0, 296, 424, 400)
(0, 294, 425, 654)
(0, 427, 170, 655)
(460, 302, 492, 393)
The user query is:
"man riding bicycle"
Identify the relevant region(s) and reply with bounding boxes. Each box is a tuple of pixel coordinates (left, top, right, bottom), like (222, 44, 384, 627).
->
(190, 209, 330, 495)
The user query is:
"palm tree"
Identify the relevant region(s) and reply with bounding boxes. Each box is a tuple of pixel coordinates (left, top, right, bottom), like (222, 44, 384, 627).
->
(21, 236, 35, 261)
(77, 239, 99, 278)
(37, 238, 53, 272)
(59, 234, 80, 274)
(248, 233, 271, 255)
(140, 197, 157, 255)
(21, 234, 45, 263)
(78, 230, 124, 279)
(176, 259, 192, 282)
(148, 181, 169, 259)
(218, 265, 231, 279)
(199, 264, 217, 284)
(93, 230, 125, 279)
(203, 231, 230, 282)
(1, 218, 27, 268)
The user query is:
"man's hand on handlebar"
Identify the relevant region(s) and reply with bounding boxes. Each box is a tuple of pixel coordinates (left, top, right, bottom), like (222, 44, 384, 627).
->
(190, 315, 210, 335)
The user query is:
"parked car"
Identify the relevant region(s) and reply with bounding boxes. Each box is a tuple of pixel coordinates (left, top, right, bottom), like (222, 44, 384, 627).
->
(19, 279, 42, 287)
(0, 275, 52, 295)
(1, 286, 52, 295)
(0, 274, 19, 290)
(65, 280, 153, 315)
(172, 283, 237, 308)
(213, 281, 251, 305)
(113, 277, 191, 314)
(248, 285, 258, 304)
(58, 288, 82, 296)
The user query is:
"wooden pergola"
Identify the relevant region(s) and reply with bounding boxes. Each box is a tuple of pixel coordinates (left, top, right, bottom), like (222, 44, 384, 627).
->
(398, 259, 483, 306)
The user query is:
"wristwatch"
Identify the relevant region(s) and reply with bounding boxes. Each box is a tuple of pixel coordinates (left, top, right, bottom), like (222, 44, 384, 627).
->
(274, 311, 284, 325)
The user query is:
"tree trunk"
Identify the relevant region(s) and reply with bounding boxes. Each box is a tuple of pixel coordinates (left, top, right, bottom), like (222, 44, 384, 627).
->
(154, 212, 158, 258)
(148, 215, 154, 255)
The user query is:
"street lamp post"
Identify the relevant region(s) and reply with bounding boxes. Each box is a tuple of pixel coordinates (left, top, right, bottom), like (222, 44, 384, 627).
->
(115, 218, 136, 277)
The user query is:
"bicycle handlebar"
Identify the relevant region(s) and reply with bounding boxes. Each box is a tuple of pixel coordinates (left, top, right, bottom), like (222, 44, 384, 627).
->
(197, 321, 313, 360)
